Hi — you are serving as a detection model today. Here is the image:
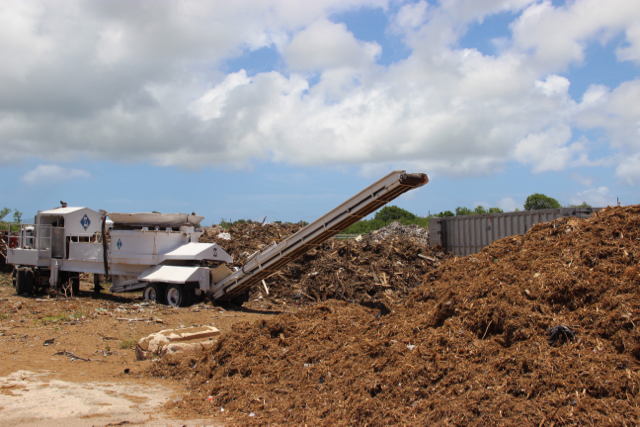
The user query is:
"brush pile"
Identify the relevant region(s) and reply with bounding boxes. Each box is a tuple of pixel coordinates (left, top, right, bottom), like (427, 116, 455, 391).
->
(154, 205, 640, 426)
(362, 221, 430, 246)
(200, 222, 444, 303)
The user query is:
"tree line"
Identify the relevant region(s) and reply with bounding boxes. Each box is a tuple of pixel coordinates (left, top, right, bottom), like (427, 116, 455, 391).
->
(217, 192, 591, 235)
(342, 193, 591, 234)
(0, 208, 23, 231)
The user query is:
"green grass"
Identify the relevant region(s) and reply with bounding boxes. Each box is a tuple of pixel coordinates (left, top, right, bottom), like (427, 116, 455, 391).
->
(42, 314, 70, 323)
(119, 340, 136, 350)
(0, 313, 9, 320)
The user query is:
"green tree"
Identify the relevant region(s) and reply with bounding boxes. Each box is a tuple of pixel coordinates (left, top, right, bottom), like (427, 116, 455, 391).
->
(488, 207, 504, 214)
(524, 194, 561, 210)
(343, 205, 429, 234)
(13, 210, 22, 223)
(455, 206, 473, 216)
(374, 205, 416, 225)
(473, 206, 487, 215)
(0, 207, 10, 221)
(435, 210, 454, 217)
(569, 201, 591, 208)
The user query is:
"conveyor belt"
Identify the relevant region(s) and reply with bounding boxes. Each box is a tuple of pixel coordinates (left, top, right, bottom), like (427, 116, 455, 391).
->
(211, 170, 428, 301)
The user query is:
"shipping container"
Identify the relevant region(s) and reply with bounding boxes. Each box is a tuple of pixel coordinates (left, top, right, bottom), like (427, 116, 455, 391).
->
(429, 208, 600, 256)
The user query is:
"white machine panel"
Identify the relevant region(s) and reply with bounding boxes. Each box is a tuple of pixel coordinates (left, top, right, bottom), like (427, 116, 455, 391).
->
(138, 265, 210, 290)
(162, 243, 233, 263)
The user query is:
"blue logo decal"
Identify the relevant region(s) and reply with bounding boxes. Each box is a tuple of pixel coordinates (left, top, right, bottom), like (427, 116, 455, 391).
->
(117, 239, 122, 250)
(80, 214, 91, 230)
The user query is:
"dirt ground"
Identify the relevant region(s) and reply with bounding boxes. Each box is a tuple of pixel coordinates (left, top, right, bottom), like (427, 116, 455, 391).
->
(0, 277, 284, 426)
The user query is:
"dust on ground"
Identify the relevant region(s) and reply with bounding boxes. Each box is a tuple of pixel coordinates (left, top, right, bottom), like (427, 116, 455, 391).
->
(0, 278, 283, 426)
(152, 205, 640, 426)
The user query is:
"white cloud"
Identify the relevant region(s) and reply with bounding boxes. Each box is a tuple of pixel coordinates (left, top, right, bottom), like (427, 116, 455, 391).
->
(283, 19, 381, 71)
(22, 165, 91, 185)
(497, 197, 521, 212)
(570, 172, 594, 187)
(510, 0, 640, 71)
(615, 154, 640, 185)
(0, 0, 639, 185)
(570, 186, 616, 207)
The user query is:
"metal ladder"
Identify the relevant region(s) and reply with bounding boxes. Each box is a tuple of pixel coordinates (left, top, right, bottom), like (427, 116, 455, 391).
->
(210, 170, 428, 301)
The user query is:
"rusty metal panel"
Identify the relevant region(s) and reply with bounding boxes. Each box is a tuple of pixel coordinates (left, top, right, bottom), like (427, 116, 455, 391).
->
(429, 208, 599, 256)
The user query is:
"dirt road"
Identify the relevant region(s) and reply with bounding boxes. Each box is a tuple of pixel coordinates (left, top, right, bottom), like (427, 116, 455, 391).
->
(0, 275, 280, 426)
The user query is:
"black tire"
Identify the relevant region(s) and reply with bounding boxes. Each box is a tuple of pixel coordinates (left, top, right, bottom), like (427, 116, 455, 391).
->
(143, 283, 165, 304)
(165, 284, 188, 307)
(93, 274, 102, 293)
(230, 290, 250, 307)
(25, 268, 35, 295)
(15, 268, 28, 295)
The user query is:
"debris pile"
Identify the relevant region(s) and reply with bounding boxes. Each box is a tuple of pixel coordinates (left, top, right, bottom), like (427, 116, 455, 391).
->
(362, 221, 430, 245)
(153, 205, 640, 426)
(200, 222, 443, 303)
(200, 223, 302, 268)
(0, 232, 10, 273)
(265, 239, 446, 303)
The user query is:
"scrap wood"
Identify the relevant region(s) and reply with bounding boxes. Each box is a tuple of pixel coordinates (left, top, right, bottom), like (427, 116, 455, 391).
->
(54, 350, 91, 362)
(199, 221, 447, 304)
(104, 420, 146, 426)
(98, 333, 119, 340)
(116, 317, 153, 322)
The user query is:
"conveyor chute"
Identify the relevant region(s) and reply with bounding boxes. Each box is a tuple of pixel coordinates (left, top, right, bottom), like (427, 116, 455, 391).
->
(211, 170, 428, 301)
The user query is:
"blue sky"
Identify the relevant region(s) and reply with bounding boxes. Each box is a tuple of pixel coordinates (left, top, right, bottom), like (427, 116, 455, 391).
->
(1, 0, 639, 225)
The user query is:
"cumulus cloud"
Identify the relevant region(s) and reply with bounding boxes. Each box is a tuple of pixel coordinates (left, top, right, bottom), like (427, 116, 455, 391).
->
(0, 0, 639, 184)
(283, 19, 381, 71)
(22, 165, 91, 185)
(497, 197, 521, 212)
(615, 154, 640, 185)
(570, 186, 616, 207)
(510, 0, 640, 70)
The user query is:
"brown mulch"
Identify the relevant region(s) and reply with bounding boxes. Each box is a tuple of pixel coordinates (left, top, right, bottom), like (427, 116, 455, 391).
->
(154, 205, 640, 426)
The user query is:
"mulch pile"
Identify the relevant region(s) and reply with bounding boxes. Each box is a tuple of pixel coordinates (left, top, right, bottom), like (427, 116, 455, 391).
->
(200, 222, 446, 303)
(153, 204, 640, 426)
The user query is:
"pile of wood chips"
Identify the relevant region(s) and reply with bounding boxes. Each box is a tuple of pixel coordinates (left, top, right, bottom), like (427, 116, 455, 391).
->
(153, 205, 640, 426)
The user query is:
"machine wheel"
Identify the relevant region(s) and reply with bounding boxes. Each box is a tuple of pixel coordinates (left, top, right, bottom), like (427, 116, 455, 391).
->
(165, 284, 188, 307)
(230, 290, 250, 307)
(15, 268, 28, 296)
(143, 283, 165, 304)
(93, 274, 102, 294)
(25, 268, 35, 295)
